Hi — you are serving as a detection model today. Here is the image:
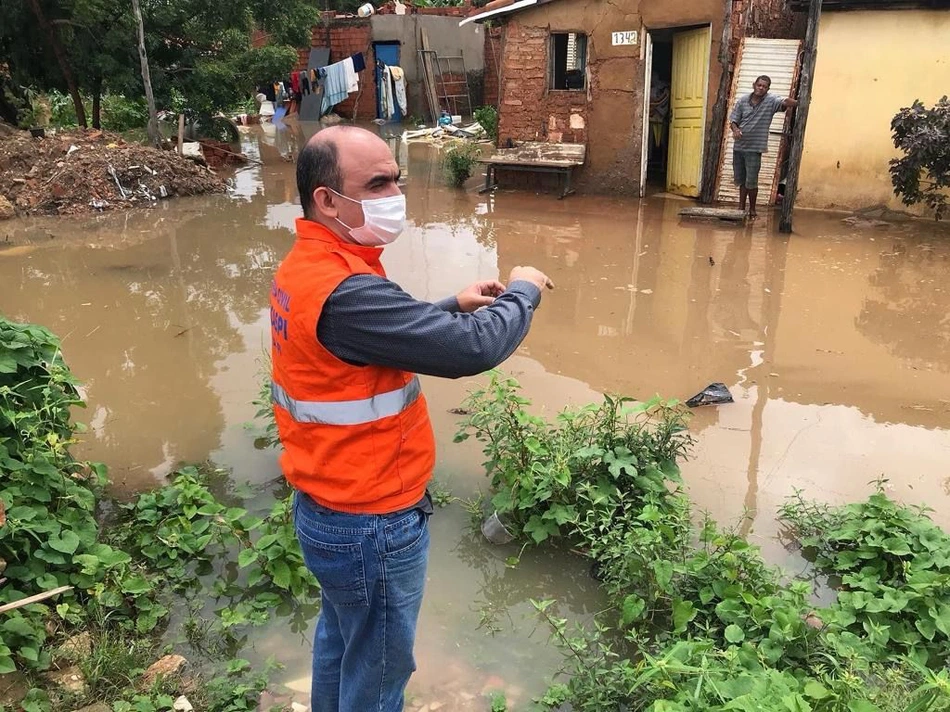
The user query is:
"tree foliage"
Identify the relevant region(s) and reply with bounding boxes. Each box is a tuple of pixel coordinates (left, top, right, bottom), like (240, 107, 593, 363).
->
(0, 0, 319, 126)
(890, 96, 950, 220)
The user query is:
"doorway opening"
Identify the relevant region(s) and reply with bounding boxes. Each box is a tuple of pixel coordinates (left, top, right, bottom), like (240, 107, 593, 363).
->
(645, 31, 673, 188)
(641, 25, 711, 198)
(373, 41, 402, 123)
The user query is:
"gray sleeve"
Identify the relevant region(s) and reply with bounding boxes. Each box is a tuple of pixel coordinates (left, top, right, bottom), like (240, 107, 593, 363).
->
(729, 100, 742, 124)
(317, 274, 542, 379)
(435, 295, 461, 313)
(771, 94, 787, 113)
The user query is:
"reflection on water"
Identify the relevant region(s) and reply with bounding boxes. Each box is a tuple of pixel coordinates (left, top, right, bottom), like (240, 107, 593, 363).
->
(2, 122, 950, 707)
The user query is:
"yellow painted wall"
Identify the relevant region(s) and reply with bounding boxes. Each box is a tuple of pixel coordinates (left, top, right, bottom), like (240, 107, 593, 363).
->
(798, 10, 950, 214)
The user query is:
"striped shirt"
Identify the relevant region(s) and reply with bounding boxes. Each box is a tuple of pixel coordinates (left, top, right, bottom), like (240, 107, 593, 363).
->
(730, 93, 786, 153)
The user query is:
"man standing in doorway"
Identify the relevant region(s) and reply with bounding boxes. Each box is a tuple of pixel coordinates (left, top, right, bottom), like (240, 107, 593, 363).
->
(729, 75, 798, 219)
(269, 125, 554, 712)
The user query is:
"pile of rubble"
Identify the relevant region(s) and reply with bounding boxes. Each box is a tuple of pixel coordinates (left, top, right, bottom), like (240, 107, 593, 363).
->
(0, 128, 227, 219)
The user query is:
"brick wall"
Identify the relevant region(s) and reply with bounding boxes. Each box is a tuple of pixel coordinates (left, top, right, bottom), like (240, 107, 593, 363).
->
(497, 24, 588, 145)
(295, 20, 376, 120)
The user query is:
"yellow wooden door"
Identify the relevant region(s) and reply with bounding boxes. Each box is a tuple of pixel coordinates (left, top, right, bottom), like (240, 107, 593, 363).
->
(667, 26, 711, 197)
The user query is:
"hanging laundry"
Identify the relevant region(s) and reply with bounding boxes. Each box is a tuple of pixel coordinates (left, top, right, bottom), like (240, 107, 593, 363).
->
(300, 72, 311, 95)
(321, 61, 351, 116)
(380, 65, 396, 120)
(310, 68, 318, 84)
(343, 57, 359, 94)
(290, 71, 300, 94)
(389, 66, 408, 114)
(351, 52, 366, 73)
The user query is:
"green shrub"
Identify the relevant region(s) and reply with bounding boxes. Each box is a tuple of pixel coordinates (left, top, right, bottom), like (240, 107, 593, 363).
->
(101, 95, 149, 132)
(0, 316, 315, 710)
(443, 142, 482, 187)
(473, 105, 498, 142)
(456, 374, 950, 711)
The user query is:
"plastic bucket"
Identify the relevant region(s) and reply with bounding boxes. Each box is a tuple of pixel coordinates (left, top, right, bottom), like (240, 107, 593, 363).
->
(481, 511, 514, 545)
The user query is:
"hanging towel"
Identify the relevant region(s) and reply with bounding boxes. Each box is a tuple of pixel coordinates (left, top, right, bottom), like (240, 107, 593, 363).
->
(389, 66, 407, 114)
(321, 60, 351, 115)
(290, 72, 300, 94)
(344, 57, 359, 93)
(351, 52, 366, 72)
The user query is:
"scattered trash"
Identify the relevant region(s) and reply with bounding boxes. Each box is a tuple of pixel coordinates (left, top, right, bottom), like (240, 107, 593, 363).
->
(173, 696, 194, 712)
(0, 128, 223, 217)
(685, 383, 734, 408)
(107, 165, 127, 199)
(401, 122, 488, 145)
(481, 511, 514, 545)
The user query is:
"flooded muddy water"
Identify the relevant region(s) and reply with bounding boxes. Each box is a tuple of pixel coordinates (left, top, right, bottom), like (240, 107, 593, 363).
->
(2, 122, 950, 708)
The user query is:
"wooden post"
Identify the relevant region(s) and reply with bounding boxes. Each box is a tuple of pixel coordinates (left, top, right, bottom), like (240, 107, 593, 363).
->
(132, 0, 162, 149)
(778, 0, 822, 233)
(700, 0, 735, 204)
(177, 113, 185, 155)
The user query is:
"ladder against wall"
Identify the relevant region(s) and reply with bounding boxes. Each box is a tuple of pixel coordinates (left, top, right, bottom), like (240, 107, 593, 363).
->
(418, 49, 474, 119)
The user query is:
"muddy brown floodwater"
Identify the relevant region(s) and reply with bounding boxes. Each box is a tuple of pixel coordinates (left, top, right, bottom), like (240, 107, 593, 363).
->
(2, 122, 950, 710)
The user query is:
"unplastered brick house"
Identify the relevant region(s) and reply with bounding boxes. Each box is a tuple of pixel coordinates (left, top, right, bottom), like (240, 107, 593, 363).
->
(464, 0, 803, 199)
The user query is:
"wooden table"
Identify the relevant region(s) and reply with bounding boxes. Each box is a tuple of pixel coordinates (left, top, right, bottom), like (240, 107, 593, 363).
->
(479, 142, 586, 199)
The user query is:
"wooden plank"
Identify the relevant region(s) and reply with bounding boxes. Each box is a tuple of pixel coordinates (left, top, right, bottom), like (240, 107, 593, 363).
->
(779, 0, 823, 233)
(419, 31, 441, 123)
(480, 157, 582, 168)
(679, 207, 746, 221)
(0, 586, 73, 614)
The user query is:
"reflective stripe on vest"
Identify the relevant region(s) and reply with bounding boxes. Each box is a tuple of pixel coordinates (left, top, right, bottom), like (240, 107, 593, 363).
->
(271, 376, 421, 426)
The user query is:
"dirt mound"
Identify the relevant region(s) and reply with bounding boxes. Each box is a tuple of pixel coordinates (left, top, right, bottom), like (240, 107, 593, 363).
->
(0, 129, 226, 218)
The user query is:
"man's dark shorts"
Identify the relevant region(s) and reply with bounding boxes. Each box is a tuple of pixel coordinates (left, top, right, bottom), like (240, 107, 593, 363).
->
(733, 150, 762, 189)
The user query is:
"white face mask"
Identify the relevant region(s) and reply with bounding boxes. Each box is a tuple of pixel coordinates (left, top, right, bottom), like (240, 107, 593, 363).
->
(329, 189, 407, 247)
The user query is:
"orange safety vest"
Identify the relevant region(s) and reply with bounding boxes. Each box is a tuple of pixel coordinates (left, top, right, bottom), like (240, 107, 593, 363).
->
(270, 218, 435, 514)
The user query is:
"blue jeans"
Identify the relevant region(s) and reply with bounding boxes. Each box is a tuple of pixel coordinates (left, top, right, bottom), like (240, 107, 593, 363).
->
(294, 491, 430, 712)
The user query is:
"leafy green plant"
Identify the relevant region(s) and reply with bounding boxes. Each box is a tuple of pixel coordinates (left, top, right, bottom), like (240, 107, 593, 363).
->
(487, 690, 508, 711)
(473, 105, 498, 142)
(890, 96, 950, 220)
(0, 317, 308, 711)
(457, 374, 950, 711)
(443, 142, 482, 187)
(781, 485, 950, 666)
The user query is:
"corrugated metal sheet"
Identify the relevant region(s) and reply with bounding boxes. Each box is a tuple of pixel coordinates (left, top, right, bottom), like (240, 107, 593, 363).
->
(717, 38, 801, 204)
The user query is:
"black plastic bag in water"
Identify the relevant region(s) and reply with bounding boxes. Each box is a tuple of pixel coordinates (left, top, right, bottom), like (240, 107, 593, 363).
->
(686, 383, 733, 408)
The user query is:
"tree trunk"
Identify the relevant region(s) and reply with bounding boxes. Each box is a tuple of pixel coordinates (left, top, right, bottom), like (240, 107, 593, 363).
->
(132, 0, 162, 148)
(779, 0, 822, 233)
(700, 0, 735, 204)
(92, 77, 102, 130)
(26, 0, 87, 128)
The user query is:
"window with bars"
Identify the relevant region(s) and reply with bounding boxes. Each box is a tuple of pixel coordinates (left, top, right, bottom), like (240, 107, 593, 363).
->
(549, 32, 587, 90)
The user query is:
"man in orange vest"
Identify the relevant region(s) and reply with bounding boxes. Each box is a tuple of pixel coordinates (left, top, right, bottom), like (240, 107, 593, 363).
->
(270, 125, 553, 712)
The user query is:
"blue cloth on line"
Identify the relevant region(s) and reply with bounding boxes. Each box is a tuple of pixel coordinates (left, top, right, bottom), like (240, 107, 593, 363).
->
(321, 61, 350, 116)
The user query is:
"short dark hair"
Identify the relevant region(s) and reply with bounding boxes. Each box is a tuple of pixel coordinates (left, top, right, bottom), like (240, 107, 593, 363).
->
(755, 75, 772, 86)
(296, 136, 343, 219)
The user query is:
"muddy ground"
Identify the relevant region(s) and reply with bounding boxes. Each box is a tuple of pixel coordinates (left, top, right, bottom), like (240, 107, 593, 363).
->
(0, 128, 225, 219)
